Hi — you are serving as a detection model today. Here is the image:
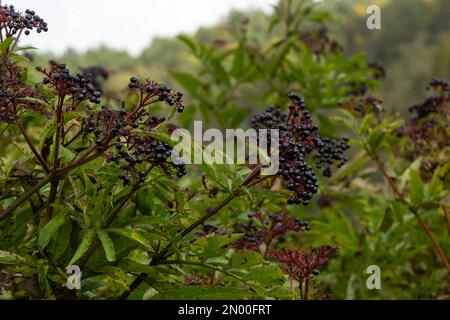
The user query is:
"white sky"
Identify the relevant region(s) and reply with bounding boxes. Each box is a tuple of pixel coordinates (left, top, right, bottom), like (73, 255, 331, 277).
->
(9, 0, 276, 55)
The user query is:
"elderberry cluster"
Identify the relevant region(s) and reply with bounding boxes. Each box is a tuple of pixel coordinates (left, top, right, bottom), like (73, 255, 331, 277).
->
(80, 66, 110, 93)
(128, 76, 185, 112)
(298, 27, 342, 55)
(368, 62, 386, 80)
(271, 245, 337, 282)
(0, 81, 43, 124)
(112, 135, 187, 185)
(37, 61, 102, 108)
(82, 102, 186, 186)
(315, 137, 349, 177)
(339, 96, 383, 116)
(408, 78, 449, 118)
(251, 92, 349, 205)
(397, 79, 449, 169)
(0, 5, 48, 38)
(232, 212, 309, 251)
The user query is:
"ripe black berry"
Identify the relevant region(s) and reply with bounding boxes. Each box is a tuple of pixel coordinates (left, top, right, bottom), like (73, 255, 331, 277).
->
(251, 93, 349, 205)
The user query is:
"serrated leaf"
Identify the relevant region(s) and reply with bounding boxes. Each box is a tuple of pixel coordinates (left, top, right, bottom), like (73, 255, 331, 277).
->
(359, 113, 375, 134)
(97, 229, 116, 262)
(67, 229, 96, 266)
(38, 211, 66, 249)
(91, 189, 107, 228)
(399, 157, 422, 191)
(195, 234, 242, 259)
(107, 228, 152, 250)
(409, 170, 424, 207)
(38, 119, 56, 152)
(379, 206, 394, 232)
(50, 220, 73, 260)
(367, 129, 385, 151)
(268, 41, 292, 76)
(136, 188, 153, 214)
(0, 37, 13, 54)
(49, 144, 76, 164)
(231, 43, 245, 78)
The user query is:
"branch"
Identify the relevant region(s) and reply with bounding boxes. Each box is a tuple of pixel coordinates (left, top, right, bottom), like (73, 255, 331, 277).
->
(444, 206, 450, 235)
(371, 153, 450, 274)
(120, 165, 262, 299)
(53, 95, 65, 172)
(0, 174, 53, 222)
(17, 122, 50, 173)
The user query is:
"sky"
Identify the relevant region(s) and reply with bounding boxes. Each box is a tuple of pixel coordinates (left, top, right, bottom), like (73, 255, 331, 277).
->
(9, 0, 277, 55)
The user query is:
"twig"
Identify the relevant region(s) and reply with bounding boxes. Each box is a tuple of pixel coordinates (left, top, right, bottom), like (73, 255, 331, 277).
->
(17, 122, 50, 173)
(371, 154, 450, 274)
(304, 279, 309, 300)
(444, 206, 450, 235)
(44, 178, 59, 222)
(0, 174, 53, 222)
(120, 165, 262, 299)
(53, 95, 65, 172)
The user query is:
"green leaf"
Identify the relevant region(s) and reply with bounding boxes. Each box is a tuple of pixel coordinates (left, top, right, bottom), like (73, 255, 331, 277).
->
(244, 264, 285, 285)
(50, 220, 73, 260)
(231, 43, 245, 78)
(195, 234, 242, 259)
(97, 230, 116, 262)
(37, 262, 52, 298)
(0, 37, 14, 54)
(38, 211, 66, 249)
(399, 157, 422, 191)
(83, 171, 95, 197)
(210, 59, 230, 86)
(67, 229, 96, 266)
(155, 285, 250, 300)
(230, 250, 264, 269)
(136, 188, 153, 214)
(379, 206, 394, 232)
(118, 259, 157, 274)
(268, 41, 292, 76)
(1, 207, 33, 247)
(367, 129, 386, 151)
(409, 170, 424, 207)
(17, 97, 51, 109)
(170, 71, 202, 96)
(91, 189, 107, 228)
(0, 250, 26, 265)
(177, 35, 197, 54)
(107, 228, 152, 250)
(359, 113, 375, 134)
(38, 119, 56, 152)
(49, 144, 76, 163)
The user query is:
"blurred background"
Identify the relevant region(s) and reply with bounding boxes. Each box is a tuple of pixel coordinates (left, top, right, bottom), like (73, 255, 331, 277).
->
(13, 0, 450, 115)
